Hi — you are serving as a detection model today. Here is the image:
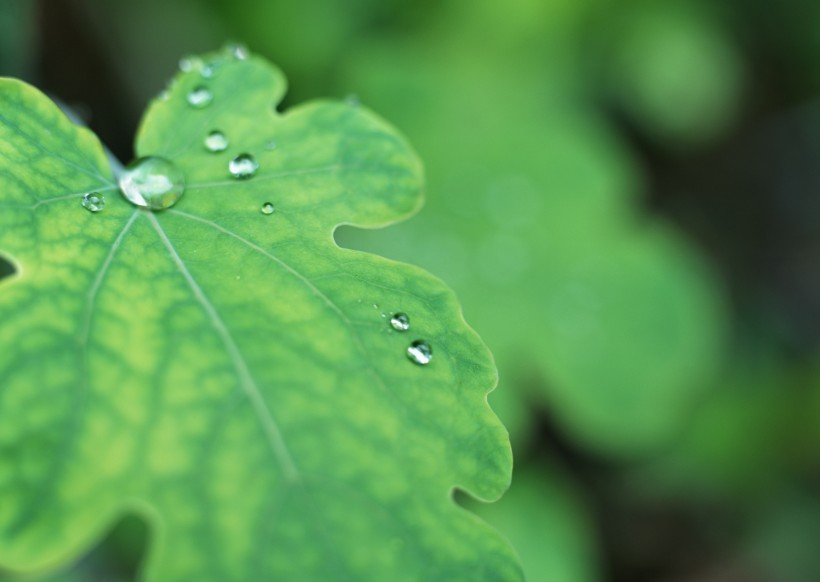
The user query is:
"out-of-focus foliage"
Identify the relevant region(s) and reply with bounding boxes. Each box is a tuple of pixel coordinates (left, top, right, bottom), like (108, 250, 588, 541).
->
(467, 464, 601, 582)
(635, 345, 794, 499)
(4, 0, 820, 579)
(594, 0, 746, 147)
(0, 0, 35, 78)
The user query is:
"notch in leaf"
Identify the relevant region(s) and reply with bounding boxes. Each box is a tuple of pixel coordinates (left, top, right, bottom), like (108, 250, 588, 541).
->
(0, 255, 17, 283)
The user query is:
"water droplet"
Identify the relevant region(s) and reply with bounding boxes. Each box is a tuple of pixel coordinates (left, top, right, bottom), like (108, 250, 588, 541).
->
(229, 153, 259, 179)
(179, 55, 202, 72)
(204, 130, 229, 152)
(226, 42, 249, 60)
(261, 202, 275, 215)
(390, 313, 410, 331)
(81, 192, 105, 213)
(372, 303, 379, 310)
(200, 64, 217, 78)
(345, 94, 361, 108)
(264, 140, 277, 150)
(407, 340, 432, 365)
(187, 86, 213, 108)
(119, 156, 185, 210)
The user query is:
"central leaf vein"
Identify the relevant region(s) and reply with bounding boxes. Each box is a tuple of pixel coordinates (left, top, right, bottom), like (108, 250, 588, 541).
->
(146, 211, 300, 482)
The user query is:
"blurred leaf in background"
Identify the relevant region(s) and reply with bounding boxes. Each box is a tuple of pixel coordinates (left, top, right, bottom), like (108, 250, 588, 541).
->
(467, 463, 600, 582)
(593, 0, 746, 148)
(0, 0, 35, 79)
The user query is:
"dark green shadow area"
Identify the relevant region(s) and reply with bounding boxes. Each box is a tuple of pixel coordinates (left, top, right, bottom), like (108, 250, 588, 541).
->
(0, 256, 16, 283)
(0, 514, 149, 582)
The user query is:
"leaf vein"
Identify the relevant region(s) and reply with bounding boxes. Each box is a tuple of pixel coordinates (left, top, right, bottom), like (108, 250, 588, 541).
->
(0, 112, 113, 187)
(146, 211, 301, 482)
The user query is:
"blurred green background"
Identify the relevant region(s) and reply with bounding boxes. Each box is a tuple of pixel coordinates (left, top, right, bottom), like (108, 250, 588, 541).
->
(2, 0, 820, 580)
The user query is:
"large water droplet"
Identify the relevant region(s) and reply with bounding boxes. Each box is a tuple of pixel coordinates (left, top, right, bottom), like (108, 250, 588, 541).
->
(261, 202, 275, 215)
(119, 157, 185, 210)
(229, 153, 259, 179)
(407, 340, 432, 365)
(187, 86, 213, 108)
(81, 192, 105, 213)
(390, 313, 410, 331)
(204, 130, 229, 152)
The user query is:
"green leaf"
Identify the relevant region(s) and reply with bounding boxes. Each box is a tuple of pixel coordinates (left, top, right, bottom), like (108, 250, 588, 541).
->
(0, 49, 520, 581)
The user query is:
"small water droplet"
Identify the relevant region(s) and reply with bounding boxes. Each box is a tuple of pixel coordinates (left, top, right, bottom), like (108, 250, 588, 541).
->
(229, 153, 259, 179)
(390, 313, 410, 331)
(82, 192, 105, 213)
(119, 156, 185, 210)
(200, 63, 217, 78)
(187, 86, 213, 108)
(264, 140, 277, 150)
(345, 94, 361, 108)
(407, 340, 432, 365)
(372, 303, 379, 310)
(204, 130, 229, 153)
(261, 202, 275, 215)
(226, 42, 249, 60)
(179, 55, 202, 72)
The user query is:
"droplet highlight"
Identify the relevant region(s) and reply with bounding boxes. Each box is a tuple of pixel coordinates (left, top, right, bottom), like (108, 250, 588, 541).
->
(119, 156, 185, 210)
(261, 202, 275, 215)
(407, 340, 432, 365)
(390, 313, 410, 331)
(204, 130, 229, 152)
(178, 55, 202, 72)
(200, 64, 217, 79)
(345, 94, 361, 108)
(187, 86, 213, 108)
(229, 153, 259, 179)
(227, 43, 249, 60)
(81, 192, 105, 213)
